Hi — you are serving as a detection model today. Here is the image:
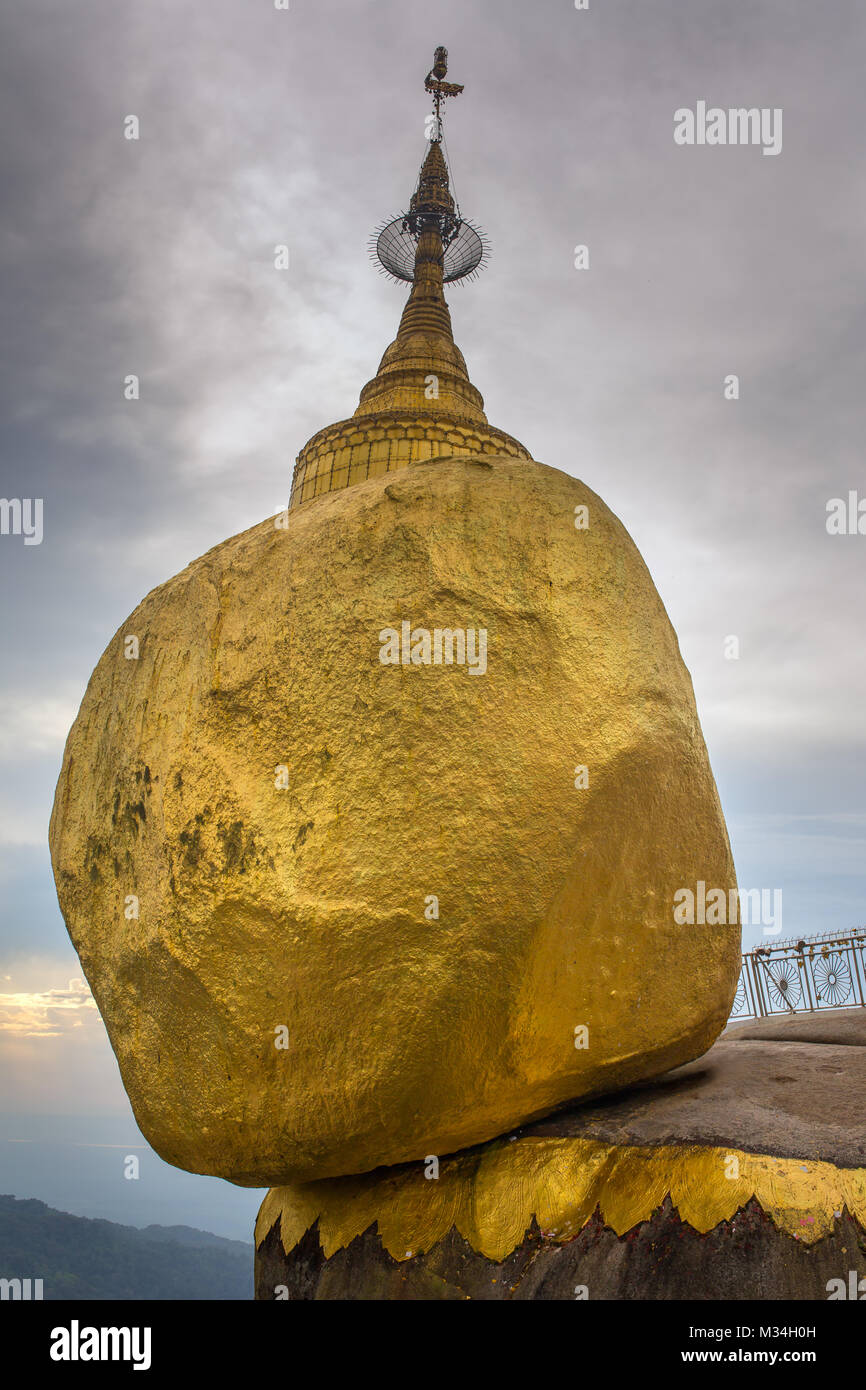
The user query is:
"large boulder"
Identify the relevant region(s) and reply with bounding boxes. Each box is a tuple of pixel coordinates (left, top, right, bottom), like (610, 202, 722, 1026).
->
(50, 453, 738, 1184)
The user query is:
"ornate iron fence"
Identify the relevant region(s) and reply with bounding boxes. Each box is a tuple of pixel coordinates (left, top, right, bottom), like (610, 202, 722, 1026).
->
(730, 928, 866, 1020)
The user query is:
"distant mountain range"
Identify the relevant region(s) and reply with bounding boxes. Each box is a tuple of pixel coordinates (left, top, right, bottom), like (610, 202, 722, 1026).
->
(0, 1194, 253, 1299)
(0, 1113, 265, 1240)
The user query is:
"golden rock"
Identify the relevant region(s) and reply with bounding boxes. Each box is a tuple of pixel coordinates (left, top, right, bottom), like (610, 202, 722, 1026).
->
(50, 451, 739, 1185)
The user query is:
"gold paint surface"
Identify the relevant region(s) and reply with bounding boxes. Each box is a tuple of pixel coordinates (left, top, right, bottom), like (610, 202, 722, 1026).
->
(50, 453, 738, 1185)
(257, 1137, 866, 1262)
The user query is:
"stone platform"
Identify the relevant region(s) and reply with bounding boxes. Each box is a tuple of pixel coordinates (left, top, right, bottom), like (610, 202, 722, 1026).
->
(255, 1010, 866, 1299)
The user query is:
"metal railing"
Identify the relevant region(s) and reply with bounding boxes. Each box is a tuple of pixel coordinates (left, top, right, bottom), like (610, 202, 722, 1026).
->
(731, 928, 866, 1020)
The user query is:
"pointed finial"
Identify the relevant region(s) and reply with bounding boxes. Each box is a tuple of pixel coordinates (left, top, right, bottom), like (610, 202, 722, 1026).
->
(424, 47, 464, 138)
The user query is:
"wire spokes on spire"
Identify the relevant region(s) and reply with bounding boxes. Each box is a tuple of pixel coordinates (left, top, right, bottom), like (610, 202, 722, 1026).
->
(370, 47, 488, 288)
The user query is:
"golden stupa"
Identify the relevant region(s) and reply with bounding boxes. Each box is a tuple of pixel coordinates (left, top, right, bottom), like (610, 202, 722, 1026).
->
(290, 82, 530, 507)
(49, 49, 739, 1187)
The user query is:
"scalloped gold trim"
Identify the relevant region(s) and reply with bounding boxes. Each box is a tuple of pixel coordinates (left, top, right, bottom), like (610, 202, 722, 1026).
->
(256, 1136, 866, 1263)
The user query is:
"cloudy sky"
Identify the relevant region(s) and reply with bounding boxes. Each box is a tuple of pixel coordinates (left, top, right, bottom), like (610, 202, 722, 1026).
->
(1, 0, 865, 1229)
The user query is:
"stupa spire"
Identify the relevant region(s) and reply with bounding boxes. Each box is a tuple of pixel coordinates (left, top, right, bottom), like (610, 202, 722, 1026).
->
(392, 56, 465, 344)
(288, 46, 531, 510)
(354, 46, 486, 421)
(393, 140, 457, 341)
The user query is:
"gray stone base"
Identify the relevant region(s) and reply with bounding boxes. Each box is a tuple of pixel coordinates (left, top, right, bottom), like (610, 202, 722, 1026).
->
(256, 1199, 866, 1301)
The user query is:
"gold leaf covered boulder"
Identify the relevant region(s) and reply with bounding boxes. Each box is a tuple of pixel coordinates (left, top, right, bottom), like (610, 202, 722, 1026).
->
(50, 451, 739, 1185)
